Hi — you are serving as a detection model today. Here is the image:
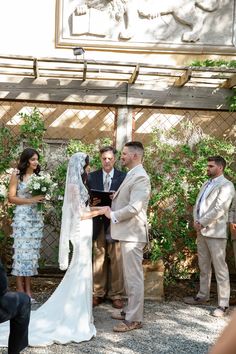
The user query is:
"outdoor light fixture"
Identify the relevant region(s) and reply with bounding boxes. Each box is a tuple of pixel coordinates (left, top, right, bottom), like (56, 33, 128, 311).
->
(73, 47, 85, 59)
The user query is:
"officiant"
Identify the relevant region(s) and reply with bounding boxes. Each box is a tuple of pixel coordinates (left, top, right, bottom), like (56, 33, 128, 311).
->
(87, 146, 126, 309)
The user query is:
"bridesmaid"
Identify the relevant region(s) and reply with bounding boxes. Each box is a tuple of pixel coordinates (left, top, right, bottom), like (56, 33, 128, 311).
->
(8, 148, 45, 301)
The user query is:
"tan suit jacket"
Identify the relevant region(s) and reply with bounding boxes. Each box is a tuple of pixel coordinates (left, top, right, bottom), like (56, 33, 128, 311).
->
(229, 191, 236, 240)
(193, 175, 235, 238)
(111, 165, 151, 242)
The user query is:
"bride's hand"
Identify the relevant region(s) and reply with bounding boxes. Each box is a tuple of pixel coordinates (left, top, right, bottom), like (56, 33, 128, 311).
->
(98, 206, 110, 216)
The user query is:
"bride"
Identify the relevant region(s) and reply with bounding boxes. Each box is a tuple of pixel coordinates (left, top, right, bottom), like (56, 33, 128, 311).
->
(0, 152, 109, 348)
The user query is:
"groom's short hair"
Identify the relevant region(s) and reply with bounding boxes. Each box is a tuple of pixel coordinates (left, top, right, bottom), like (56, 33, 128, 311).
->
(124, 141, 144, 157)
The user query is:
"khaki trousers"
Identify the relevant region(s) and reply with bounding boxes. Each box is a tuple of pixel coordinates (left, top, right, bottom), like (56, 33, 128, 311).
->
(197, 234, 230, 308)
(93, 227, 123, 300)
(121, 241, 146, 322)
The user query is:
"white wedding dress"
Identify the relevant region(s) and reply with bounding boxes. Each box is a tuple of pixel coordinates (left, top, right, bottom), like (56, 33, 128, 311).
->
(29, 216, 96, 346)
(0, 152, 96, 348)
(0, 217, 96, 347)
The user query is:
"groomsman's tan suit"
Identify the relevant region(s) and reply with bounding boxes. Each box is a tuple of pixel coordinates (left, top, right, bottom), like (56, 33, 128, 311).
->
(111, 164, 151, 323)
(229, 192, 236, 266)
(193, 175, 235, 309)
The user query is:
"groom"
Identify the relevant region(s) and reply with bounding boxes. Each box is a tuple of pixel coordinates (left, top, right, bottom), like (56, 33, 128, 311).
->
(105, 141, 151, 332)
(0, 259, 31, 354)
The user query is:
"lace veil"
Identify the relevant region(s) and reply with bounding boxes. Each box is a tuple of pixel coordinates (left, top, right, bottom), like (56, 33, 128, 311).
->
(59, 152, 89, 270)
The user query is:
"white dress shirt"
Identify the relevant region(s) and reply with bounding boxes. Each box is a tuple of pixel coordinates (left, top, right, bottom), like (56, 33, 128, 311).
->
(102, 168, 114, 191)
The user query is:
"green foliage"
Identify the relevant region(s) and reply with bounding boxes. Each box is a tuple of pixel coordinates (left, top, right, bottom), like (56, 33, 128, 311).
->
(0, 204, 14, 267)
(190, 59, 236, 68)
(67, 137, 113, 169)
(19, 107, 46, 151)
(0, 126, 19, 174)
(228, 88, 236, 112)
(189, 59, 236, 112)
(145, 122, 236, 280)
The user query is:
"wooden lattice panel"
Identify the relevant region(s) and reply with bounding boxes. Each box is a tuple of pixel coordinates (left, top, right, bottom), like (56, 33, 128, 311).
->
(133, 108, 236, 143)
(0, 101, 116, 142)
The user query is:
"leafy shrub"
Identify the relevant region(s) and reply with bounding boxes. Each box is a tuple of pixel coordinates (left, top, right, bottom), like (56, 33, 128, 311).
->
(0, 126, 19, 174)
(19, 107, 46, 151)
(145, 121, 236, 280)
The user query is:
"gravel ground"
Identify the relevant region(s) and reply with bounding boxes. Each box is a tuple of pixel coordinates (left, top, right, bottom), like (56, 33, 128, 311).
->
(0, 299, 230, 354)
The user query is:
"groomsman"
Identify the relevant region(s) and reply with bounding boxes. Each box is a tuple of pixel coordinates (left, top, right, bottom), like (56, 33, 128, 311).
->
(105, 141, 151, 332)
(0, 259, 31, 353)
(87, 146, 126, 309)
(184, 156, 235, 317)
(229, 192, 236, 265)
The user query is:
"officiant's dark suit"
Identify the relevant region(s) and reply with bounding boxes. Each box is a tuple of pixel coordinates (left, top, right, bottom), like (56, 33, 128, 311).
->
(87, 146, 126, 309)
(0, 260, 31, 354)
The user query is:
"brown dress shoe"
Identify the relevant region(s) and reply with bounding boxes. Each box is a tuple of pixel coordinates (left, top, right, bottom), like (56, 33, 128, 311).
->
(183, 296, 208, 305)
(93, 297, 103, 307)
(112, 299, 124, 309)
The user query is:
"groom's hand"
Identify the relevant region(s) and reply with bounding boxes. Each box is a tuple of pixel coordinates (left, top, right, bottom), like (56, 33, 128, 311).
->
(105, 207, 111, 219)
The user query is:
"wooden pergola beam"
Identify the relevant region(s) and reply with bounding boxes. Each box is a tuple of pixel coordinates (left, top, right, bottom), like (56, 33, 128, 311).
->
(0, 77, 232, 110)
(220, 74, 236, 88)
(128, 65, 140, 84)
(174, 69, 192, 87)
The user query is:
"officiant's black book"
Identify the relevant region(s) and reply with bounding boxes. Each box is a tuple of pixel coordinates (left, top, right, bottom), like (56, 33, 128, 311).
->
(90, 189, 115, 206)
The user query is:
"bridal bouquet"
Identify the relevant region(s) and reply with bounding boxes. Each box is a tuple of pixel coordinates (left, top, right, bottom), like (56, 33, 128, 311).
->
(28, 173, 56, 211)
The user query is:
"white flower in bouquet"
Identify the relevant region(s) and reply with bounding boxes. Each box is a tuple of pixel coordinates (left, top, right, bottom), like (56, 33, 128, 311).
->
(28, 173, 56, 197)
(33, 182, 40, 190)
(27, 173, 57, 212)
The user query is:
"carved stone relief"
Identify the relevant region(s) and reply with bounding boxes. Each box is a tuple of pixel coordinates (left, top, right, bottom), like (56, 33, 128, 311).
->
(57, 0, 236, 52)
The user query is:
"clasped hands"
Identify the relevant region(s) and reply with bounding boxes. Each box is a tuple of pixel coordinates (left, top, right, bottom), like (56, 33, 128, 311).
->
(97, 206, 111, 218)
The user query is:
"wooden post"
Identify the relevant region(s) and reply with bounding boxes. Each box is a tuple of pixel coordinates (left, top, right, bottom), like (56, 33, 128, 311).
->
(115, 106, 133, 151)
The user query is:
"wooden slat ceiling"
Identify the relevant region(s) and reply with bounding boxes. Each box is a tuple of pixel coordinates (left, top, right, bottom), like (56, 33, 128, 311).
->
(0, 54, 235, 89)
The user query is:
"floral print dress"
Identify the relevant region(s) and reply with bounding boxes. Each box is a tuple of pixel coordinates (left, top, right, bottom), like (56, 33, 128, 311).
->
(11, 179, 44, 276)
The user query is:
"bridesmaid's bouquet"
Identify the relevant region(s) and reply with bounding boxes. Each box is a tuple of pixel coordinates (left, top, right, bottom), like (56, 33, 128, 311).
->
(28, 173, 56, 211)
